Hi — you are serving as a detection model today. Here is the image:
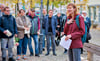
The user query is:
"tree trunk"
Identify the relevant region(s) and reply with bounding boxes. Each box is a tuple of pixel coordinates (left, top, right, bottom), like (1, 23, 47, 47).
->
(52, 0, 54, 10)
(47, 0, 49, 14)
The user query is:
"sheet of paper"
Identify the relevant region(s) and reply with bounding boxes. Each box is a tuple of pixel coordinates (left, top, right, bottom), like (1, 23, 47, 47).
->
(60, 35, 72, 50)
(25, 29, 30, 34)
(6, 30, 12, 37)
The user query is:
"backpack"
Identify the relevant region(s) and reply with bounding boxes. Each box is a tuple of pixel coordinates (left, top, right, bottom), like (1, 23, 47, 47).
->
(75, 15, 87, 44)
(30, 16, 38, 34)
(67, 15, 87, 44)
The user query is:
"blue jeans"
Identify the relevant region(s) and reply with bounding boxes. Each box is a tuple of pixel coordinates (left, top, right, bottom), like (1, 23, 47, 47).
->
(68, 48, 81, 61)
(17, 34, 28, 55)
(42, 29, 45, 49)
(28, 37, 33, 55)
(31, 34, 39, 55)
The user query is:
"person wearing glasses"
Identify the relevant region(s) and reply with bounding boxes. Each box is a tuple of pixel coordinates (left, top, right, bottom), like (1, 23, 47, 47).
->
(0, 4, 5, 52)
(0, 7, 18, 61)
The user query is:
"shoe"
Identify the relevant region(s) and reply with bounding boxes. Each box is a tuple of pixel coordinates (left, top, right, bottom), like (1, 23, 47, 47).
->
(45, 53, 49, 56)
(35, 54, 40, 57)
(43, 48, 45, 51)
(23, 55, 27, 60)
(2, 58, 6, 61)
(16, 55, 21, 60)
(8, 58, 15, 61)
(64, 49, 67, 54)
(30, 53, 34, 56)
(53, 53, 57, 56)
(64, 51, 67, 54)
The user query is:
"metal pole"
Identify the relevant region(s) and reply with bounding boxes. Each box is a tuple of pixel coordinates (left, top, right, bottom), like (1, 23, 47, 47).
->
(39, 0, 43, 54)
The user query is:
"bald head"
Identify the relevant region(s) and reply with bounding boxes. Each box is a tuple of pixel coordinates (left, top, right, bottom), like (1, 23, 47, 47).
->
(0, 4, 5, 11)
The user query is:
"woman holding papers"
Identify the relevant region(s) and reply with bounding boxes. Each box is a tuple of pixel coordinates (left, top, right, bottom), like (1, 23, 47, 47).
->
(64, 3, 85, 61)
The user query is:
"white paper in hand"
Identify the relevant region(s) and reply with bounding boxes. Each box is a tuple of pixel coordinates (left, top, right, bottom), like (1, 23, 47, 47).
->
(6, 30, 12, 37)
(60, 35, 72, 50)
(25, 29, 30, 34)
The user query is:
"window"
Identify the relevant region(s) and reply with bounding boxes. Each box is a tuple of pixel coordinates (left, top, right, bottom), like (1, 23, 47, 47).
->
(99, 6, 100, 22)
(88, 6, 91, 19)
(93, 6, 96, 21)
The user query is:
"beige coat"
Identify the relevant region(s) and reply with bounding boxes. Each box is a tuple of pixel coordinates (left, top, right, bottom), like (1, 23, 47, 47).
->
(16, 16, 31, 39)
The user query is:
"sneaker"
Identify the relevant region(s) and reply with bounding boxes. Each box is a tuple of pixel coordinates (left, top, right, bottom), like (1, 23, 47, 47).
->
(43, 48, 45, 51)
(23, 55, 27, 60)
(8, 57, 15, 61)
(2, 58, 6, 61)
(16, 56, 21, 60)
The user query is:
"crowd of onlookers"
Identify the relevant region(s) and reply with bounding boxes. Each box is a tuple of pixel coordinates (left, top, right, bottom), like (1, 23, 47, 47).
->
(0, 3, 91, 61)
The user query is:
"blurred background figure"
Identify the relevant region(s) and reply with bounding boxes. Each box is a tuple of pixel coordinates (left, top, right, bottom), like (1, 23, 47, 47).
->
(42, 8, 47, 51)
(0, 4, 5, 17)
(82, 11, 91, 43)
(55, 13, 63, 46)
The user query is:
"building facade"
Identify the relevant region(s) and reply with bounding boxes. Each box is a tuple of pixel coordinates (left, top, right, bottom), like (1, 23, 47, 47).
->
(74, 0, 100, 23)
(87, 0, 100, 23)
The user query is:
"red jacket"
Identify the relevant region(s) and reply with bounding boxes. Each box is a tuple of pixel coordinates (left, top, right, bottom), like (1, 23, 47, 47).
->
(64, 14, 85, 49)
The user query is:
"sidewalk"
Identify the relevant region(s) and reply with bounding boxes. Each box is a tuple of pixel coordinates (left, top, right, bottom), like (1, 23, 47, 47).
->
(0, 29, 100, 61)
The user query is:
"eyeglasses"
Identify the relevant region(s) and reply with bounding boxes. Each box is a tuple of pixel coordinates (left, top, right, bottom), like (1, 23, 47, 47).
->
(6, 10, 10, 12)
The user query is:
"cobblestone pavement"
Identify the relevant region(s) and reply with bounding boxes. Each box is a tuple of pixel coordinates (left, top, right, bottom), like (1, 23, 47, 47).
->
(0, 29, 100, 61)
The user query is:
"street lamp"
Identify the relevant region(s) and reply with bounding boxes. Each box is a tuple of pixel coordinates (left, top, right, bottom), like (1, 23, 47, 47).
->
(39, 0, 43, 54)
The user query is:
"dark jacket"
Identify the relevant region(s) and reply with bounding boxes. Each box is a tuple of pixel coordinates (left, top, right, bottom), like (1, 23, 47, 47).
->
(0, 15, 18, 38)
(45, 16, 57, 35)
(85, 17, 91, 32)
(55, 15, 63, 32)
(64, 14, 85, 49)
(42, 15, 48, 29)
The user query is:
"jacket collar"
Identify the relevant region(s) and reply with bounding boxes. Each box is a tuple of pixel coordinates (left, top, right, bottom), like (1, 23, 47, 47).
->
(3, 15, 12, 17)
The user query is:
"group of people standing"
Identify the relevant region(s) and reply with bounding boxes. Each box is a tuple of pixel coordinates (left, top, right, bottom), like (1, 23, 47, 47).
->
(0, 3, 91, 61)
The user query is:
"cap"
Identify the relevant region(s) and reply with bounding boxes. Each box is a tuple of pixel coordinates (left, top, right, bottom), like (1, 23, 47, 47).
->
(82, 11, 87, 14)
